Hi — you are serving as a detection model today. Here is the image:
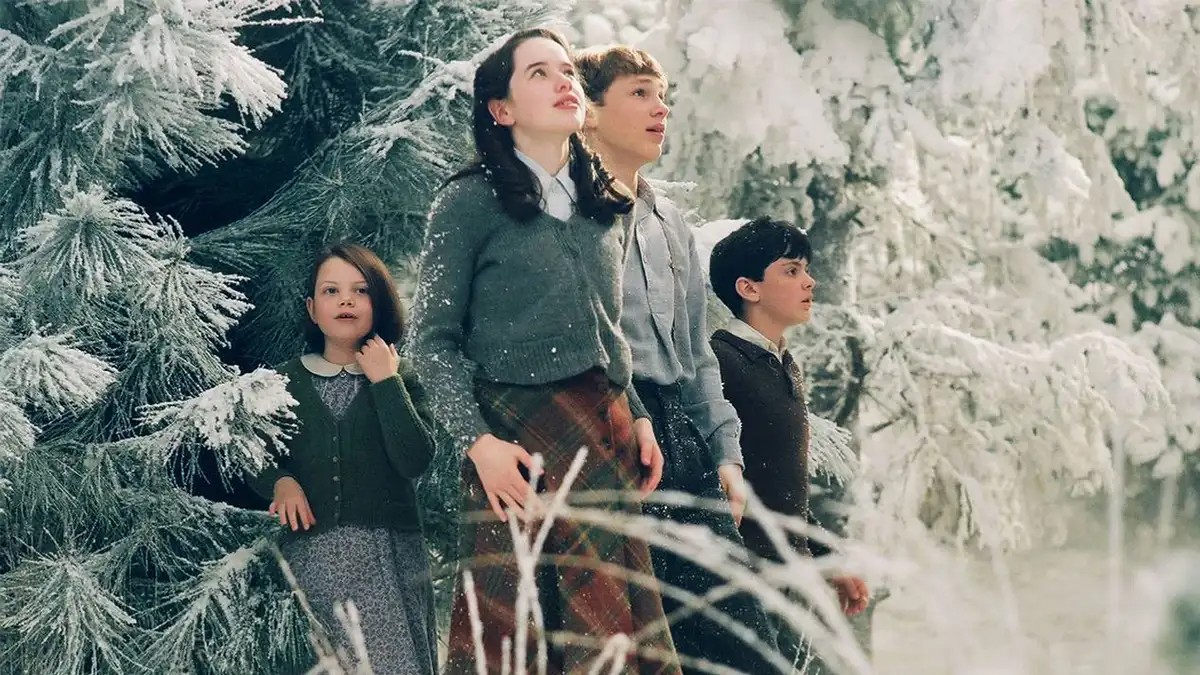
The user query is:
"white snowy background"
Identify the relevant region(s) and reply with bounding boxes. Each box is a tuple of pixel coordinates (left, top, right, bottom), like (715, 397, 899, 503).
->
(565, 1, 1200, 673)
(0, 0, 1198, 673)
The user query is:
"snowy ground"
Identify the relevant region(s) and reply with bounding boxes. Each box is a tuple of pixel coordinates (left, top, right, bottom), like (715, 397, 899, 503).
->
(870, 543, 1195, 675)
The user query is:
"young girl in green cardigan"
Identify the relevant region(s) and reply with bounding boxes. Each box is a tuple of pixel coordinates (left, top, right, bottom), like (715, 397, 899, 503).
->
(250, 243, 437, 675)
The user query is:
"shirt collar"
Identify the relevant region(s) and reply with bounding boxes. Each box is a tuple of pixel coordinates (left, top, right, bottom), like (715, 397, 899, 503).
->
(633, 175, 664, 220)
(300, 353, 364, 377)
(725, 319, 787, 361)
(514, 147, 576, 204)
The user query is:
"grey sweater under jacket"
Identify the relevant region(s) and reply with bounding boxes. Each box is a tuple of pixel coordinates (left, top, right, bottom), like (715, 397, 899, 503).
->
(406, 172, 648, 453)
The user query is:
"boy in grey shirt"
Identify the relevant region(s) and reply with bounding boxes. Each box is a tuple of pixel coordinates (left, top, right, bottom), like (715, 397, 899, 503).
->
(577, 45, 778, 674)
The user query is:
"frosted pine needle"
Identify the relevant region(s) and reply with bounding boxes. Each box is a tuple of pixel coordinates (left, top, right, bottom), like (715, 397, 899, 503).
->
(0, 332, 116, 416)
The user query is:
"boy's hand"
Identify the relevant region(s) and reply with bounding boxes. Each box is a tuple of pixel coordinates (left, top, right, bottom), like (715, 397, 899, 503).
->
(829, 575, 869, 616)
(632, 418, 663, 496)
(717, 464, 747, 526)
(356, 336, 400, 383)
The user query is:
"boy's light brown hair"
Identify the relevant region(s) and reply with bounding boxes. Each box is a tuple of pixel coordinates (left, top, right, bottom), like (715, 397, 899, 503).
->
(574, 45, 667, 104)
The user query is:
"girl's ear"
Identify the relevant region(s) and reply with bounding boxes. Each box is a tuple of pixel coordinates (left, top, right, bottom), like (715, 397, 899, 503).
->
(305, 297, 317, 323)
(487, 98, 514, 127)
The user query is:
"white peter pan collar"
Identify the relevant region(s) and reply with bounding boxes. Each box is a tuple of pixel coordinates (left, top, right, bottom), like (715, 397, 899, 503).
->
(300, 353, 364, 377)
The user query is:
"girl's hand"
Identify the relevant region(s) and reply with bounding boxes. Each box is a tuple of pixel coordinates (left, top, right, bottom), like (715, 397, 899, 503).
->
(468, 434, 542, 522)
(269, 477, 316, 531)
(356, 336, 400, 383)
(632, 418, 664, 496)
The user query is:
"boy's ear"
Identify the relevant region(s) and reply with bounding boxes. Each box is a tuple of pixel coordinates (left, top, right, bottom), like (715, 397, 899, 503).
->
(735, 277, 759, 304)
(487, 99, 513, 127)
(583, 102, 601, 132)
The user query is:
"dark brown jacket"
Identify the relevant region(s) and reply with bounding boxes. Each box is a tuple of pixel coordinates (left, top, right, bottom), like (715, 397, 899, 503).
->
(710, 329, 812, 561)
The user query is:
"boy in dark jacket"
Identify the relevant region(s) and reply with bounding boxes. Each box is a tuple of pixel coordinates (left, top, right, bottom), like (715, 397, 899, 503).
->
(708, 217, 869, 664)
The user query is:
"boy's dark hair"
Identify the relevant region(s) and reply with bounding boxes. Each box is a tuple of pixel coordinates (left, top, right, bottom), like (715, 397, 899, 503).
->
(574, 44, 667, 104)
(709, 217, 813, 318)
(304, 243, 407, 353)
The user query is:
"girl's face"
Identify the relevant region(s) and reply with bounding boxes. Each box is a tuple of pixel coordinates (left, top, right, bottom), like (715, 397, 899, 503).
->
(306, 256, 374, 349)
(488, 37, 584, 139)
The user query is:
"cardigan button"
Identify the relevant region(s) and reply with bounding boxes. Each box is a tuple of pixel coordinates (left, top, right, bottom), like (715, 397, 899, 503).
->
(333, 475, 340, 482)
(332, 456, 339, 463)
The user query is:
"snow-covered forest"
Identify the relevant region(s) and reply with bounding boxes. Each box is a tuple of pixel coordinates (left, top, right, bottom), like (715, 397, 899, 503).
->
(1, 0, 1198, 673)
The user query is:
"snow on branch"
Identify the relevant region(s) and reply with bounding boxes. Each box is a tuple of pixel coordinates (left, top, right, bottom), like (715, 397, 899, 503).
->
(73, 82, 250, 172)
(0, 27, 54, 95)
(0, 396, 36, 515)
(862, 289, 1172, 550)
(31, 0, 305, 170)
(142, 538, 284, 674)
(131, 226, 252, 346)
(1126, 315, 1200, 477)
(19, 186, 161, 307)
(139, 368, 297, 484)
(0, 395, 39, 464)
(0, 332, 116, 417)
(809, 414, 858, 484)
(0, 553, 139, 673)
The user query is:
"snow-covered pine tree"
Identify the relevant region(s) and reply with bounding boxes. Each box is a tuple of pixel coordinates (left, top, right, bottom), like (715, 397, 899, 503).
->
(0, 1, 560, 672)
(1042, 24, 1200, 526)
(568, 0, 1188, 553)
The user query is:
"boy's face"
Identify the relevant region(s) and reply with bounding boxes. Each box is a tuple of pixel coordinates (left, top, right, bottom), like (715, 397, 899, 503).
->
(743, 257, 816, 325)
(584, 73, 670, 168)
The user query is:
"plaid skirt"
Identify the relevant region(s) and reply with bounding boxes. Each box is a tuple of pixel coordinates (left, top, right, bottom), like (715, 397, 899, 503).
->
(444, 369, 682, 675)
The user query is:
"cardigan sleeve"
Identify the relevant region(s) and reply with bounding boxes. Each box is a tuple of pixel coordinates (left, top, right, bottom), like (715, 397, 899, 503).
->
(368, 361, 437, 478)
(404, 180, 497, 455)
(246, 458, 295, 501)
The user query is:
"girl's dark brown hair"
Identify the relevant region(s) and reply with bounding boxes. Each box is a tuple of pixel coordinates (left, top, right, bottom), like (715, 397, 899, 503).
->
(448, 27, 633, 224)
(304, 243, 406, 353)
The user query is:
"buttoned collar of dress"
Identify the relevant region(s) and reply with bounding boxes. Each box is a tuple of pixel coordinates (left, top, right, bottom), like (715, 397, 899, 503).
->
(514, 147, 576, 209)
(725, 318, 788, 363)
(300, 353, 364, 377)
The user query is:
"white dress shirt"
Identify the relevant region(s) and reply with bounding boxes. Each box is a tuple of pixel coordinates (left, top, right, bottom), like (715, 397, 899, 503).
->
(514, 147, 577, 221)
(725, 318, 788, 362)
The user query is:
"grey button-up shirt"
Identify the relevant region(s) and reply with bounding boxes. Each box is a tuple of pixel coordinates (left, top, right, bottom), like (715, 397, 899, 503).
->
(622, 178, 744, 467)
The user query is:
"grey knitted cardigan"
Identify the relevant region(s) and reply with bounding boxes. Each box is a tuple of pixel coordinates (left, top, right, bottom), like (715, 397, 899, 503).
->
(406, 172, 648, 453)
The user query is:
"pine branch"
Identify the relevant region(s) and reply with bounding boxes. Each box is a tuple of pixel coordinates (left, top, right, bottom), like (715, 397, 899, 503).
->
(18, 186, 162, 314)
(74, 330, 233, 442)
(0, 332, 116, 418)
(0, 552, 141, 675)
(130, 225, 252, 347)
(139, 367, 298, 489)
(142, 539, 282, 674)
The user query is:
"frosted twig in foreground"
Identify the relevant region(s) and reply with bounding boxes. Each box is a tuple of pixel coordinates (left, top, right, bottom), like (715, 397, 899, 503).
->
(462, 570, 487, 675)
(271, 542, 374, 675)
(587, 634, 632, 675)
(456, 448, 871, 675)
